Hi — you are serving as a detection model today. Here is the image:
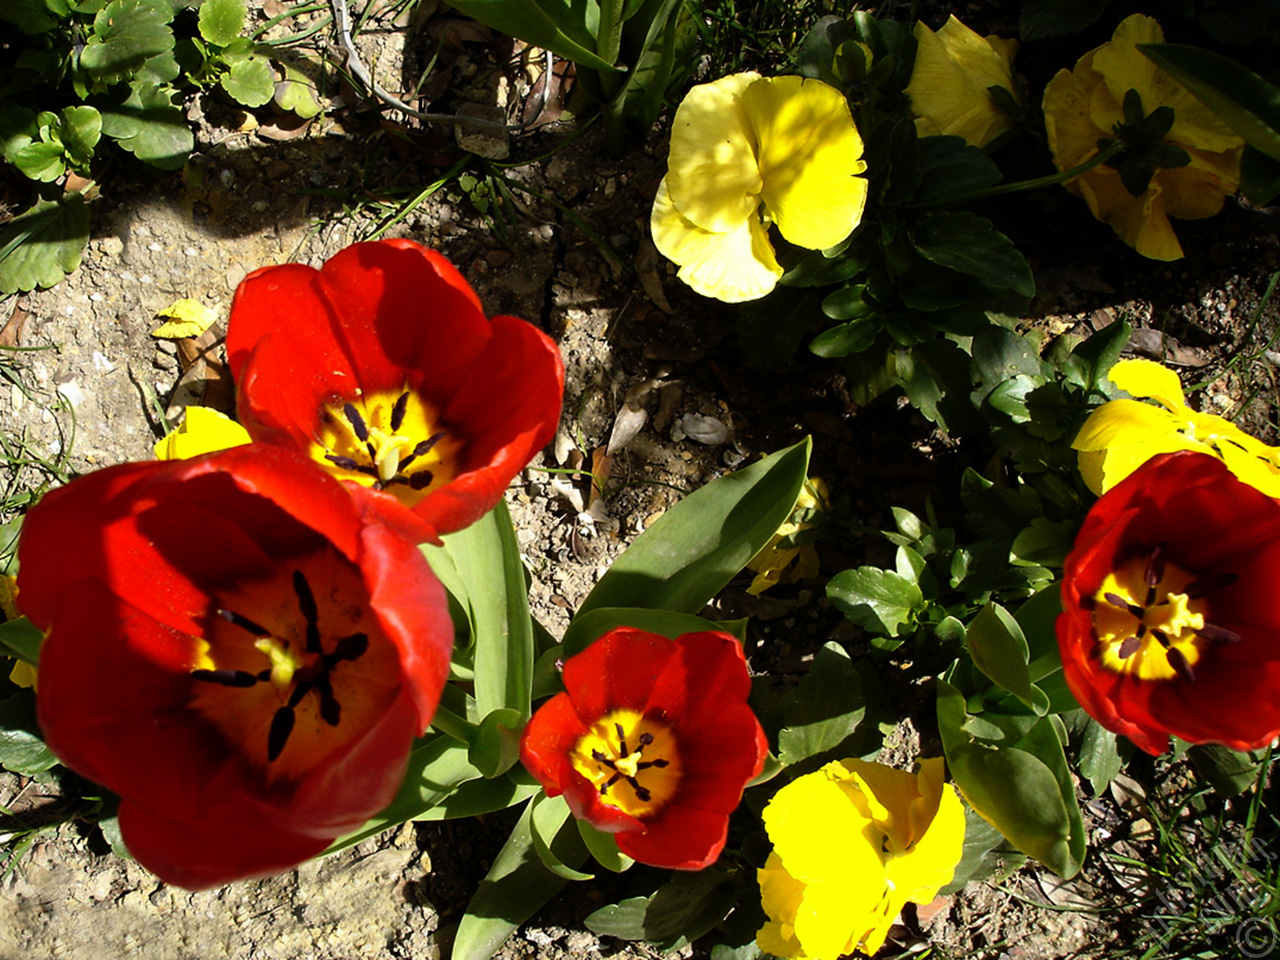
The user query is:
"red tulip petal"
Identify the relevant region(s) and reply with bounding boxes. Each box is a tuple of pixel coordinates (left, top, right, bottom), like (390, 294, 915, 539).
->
(616, 804, 729, 870)
(644, 631, 753, 733)
(118, 796, 330, 890)
(313, 240, 490, 398)
(561, 628, 676, 721)
(519, 692, 586, 792)
(560, 762, 646, 834)
(673, 702, 769, 813)
(357, 520, 454, 728)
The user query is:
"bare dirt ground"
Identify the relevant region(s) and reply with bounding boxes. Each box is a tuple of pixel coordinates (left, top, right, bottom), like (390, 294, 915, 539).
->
(2, 2, 1279, 959)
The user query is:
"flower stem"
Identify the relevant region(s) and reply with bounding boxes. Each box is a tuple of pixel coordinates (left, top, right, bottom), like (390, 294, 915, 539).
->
(958, 140, 1127, 201)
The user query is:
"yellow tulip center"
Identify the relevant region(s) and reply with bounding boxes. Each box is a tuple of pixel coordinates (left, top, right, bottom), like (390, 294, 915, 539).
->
(310, 386, 463, 507)
(570, 710, 682, 818)
(1092, 545, 1239, 682)
(187, 554, 402, 779)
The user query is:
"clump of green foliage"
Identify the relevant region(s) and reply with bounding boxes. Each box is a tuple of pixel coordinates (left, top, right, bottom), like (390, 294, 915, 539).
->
(0, 0, 323, 294)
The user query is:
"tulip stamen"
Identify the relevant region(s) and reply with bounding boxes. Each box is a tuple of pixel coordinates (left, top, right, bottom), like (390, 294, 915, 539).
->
(573, 710, 682, 815)
(1092, 549, 1240, 683)
(315, 391, 457, 504)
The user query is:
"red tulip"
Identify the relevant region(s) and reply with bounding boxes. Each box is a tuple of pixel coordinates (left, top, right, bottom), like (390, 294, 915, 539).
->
(1058, 451, 1280, 755)
(520, 628, 768, 869)
(226, 239, 564, 543)
(17, 446, 454, 888)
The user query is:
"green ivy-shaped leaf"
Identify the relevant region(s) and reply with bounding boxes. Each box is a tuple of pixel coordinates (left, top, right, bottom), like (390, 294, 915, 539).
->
(0, 194, 91, 294)
(12, 141, 67, 182)
(274, 60, 324, 119)
(220, 56, 275, 108)
(79, 0, 175, 86)
(59, 105, 103, 168)
(99, 82, 193, 169)
(908, 211, 1035, 298)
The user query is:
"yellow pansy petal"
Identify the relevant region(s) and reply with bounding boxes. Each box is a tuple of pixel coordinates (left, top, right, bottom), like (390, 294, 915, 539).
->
(1071, 398, 1185, 452)
(758, 852, 806, 957)
(0, 575, 18, 621)
(1044, 60, 1105, 170)
(761, 762, 884, 883)
(1108, 358, 1188, 408)
(1077, 449, 1107, 495)
(1217, 440, 1280, 497)
(9, 659, 36, 690)
(794, 875, 878, 960)
(886, 784, 967, 905)
(665, 72, 763, 234)
(740, 76, 868, 250)
(152, 298, 219, 339)
(844, 759, 922, 852)
(906, 16, 1019, 148)
(755, 919, 803, 960)
(651, 177, 782, 303)
(155, 406, 252, 461)
(1158, 149, 1241, 220)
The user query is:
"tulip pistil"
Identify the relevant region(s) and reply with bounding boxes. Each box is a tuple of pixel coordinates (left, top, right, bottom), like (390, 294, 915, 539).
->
(312, 387, 461, 505)
(1092, 544, 1237, 682)
(571, 710, 682, 818)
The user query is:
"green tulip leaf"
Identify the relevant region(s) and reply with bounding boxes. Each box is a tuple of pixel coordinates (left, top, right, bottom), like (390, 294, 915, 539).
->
(1139, 43, 1280, 162)
(468, 707, 524, 779)
(0, 195, 90, 294)
(425, 499, 534, 721)
(529, 794, 594, 881)
(580, 438, 811, 615)
(577, 818, 634, 873)
(453, 796, 588, 960)
(966, 603, 1043, 714)
(441, 0, 621, 73)
(561, 606, 725, 660)
(1241, 143, 1280, 207)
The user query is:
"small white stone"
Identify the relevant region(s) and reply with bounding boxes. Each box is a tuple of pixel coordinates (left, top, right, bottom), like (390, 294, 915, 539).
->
(91, 351, 114, 373)
(148, 242, 161, 252)
(57, 381, 86, 407)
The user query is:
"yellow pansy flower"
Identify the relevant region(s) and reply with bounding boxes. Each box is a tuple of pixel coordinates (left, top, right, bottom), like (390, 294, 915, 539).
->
(651, 73, 868, 303)
(906, 15, 1020, 148)
(154, 406, 252, 461)
(1073, 358, 1280, 496)
(745, 477, 828, 595)
(1042, 14, 1243, 261)
(757, 757, 965, 959)
(1, 575, 34, 690)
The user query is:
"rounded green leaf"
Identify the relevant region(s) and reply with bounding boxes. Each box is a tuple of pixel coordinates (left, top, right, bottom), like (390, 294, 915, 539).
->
(0, 195, 90, 293)
(220, 56, 275, 108)
(198, 0, 246, 46)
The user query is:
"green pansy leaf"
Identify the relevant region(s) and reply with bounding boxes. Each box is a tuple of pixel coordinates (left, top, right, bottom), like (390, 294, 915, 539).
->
(274, 59, 325, 119)
(1139, 43, 1280, 161)
(1241, 143, 1280, 207)
(776, 642, 868, 769)
(938, 680, 1085, 878)
(1010, 518, 1075, 569)
(583, 866, 741, 949)
(942, 806, 1023, 891)
(1018, 0, 1108, 41)
(453, 796, 588, 960)
(908, 211, 1035, 298)
(220, 56, 276, 108)
(0, 691, 58, 777)
(810, 319, 878, 358)
(198, 0, 246, 46)
(0, 105, 39, 163)
(79, 0, 175, 86)
(1, 0, 66, 33)
(580, 438, 810, 615)
(0, 616, 43, 665)
(911, 136, 1003, 206)
(1076, 718, 1126, 795)
(826, 566, 923, 636)
(0, 195, 90, 294)
(1187, 743, 1262, 797)
(966, 603, 1045, 714)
